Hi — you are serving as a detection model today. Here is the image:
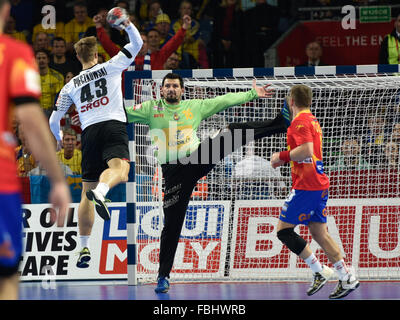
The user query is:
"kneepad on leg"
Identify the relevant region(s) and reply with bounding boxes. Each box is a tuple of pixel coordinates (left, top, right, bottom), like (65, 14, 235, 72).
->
(277, 228, 307, 255)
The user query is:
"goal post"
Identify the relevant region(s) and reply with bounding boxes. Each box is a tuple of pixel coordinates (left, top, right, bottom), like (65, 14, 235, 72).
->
(124, 65, 400, 284)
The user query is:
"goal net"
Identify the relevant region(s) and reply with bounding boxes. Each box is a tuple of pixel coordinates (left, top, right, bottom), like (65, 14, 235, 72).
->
(126, 71, 400, 283)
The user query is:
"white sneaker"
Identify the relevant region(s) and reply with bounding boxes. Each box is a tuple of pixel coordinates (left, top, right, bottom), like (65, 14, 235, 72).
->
(329, 274, 360, 299)
(307, 265, 334, 296)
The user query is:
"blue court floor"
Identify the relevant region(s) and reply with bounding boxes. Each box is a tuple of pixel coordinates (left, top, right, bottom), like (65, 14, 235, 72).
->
(18, 280, 400, 300)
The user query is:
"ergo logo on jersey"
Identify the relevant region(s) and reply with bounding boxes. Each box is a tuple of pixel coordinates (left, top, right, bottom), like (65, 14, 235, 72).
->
(80, 96, 109, 113)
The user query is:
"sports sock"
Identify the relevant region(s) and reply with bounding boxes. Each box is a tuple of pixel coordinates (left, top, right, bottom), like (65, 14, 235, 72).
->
(304, 253, 323, 274)
(333, 259, 350, 281)
(94, 182, 110, 198)
(80, 235, 90, 249)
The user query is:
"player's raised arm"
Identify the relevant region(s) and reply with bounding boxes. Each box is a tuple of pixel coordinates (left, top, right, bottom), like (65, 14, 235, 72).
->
(106, 7, 143, 70)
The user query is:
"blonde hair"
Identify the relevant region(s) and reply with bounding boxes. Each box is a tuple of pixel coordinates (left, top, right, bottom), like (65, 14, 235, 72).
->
(74, 36, 98, 63)
(290, 84, 312, 109)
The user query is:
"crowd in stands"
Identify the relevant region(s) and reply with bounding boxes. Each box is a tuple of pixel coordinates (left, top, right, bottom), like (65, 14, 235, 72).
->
(8, 0, 400, 202)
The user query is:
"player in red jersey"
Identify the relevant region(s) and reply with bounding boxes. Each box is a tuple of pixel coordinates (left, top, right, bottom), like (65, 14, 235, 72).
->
(0, 0, 70, 299)
(271, 84, 359, 299)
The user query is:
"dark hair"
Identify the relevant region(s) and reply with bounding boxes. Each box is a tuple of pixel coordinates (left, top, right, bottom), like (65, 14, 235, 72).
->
(73, 0, 87, 8)
(35, 49, 51, 59)
(162, 73, 183, 87)
(52, 37, 66, 45)
(115, 0, 129, 9)
(147, 28, 160, 35)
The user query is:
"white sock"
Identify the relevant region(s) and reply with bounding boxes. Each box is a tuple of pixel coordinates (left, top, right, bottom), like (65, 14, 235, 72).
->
(80, 235, 90, 249)
(94, 182, 110, 198)
(333, 259, 350, 281)
(304, 253, 323, 274)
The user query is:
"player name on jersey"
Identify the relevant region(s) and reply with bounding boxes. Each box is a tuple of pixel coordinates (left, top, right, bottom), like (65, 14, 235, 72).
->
(73, 67, 108, 88)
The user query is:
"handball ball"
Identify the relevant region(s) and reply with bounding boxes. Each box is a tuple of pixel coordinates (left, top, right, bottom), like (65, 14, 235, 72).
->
(106, 7, 129, 30)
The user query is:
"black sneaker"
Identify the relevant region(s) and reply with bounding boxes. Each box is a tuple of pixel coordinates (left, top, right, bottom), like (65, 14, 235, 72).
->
(86, 189, 110, 220)
(307, 265, 334, 296)
(329, 275, 360, 299)
(76, 247, 91, 268)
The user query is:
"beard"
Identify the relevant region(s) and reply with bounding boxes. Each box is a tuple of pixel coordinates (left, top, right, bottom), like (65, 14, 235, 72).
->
(165, 97, 179, 103)
(164, 92, 179, 103)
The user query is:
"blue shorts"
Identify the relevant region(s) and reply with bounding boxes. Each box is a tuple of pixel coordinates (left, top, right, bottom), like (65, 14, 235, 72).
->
(279, 189, 329, 226)
(0, 193, 22, 276)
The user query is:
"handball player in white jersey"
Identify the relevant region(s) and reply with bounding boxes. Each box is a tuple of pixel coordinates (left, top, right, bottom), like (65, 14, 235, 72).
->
(49, 10, 142, 268)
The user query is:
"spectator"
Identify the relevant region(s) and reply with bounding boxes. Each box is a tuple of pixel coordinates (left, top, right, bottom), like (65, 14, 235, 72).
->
(15, 122, 37, 177)
(56, 71, 82, 149)
(163, 51, 181, 70)
(115, 0, 130, 11)
(96, 14, 192, 70)
(328, 137, 370, 172)
(50, 37, 81, 77)
(209, 0, 244, 68)
(64, 0, 95, 52)
(137, 0, 153, 22)
(4, 14, 26, 42)
(128, 10, 142, 30)
(33, 31, 51, 51)
(10, 0, 34, 35)
(142, 0, 162, 32)
(146, 28, 161, 53)
(362, 110, 387, 166)
(392, 103, 400, 124)
(391, 123, 400, 144)
(57, 128, 82, 175)
(35, 49, 64, 118)
(232, 143, 287, 199)
(384, 141, 399, 170)
(97, 52, 106, 63)
(242, 0, 280, 67)
(240, 0, 256, 11)
(31, 9, 65, 47)
(171, 0, 206, 68)
(379, 13, 400, 65)
(155, 13, 173, 47)
(297, 41, 327, 67)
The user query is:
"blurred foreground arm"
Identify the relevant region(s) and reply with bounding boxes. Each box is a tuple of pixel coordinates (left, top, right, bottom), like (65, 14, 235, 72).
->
(16, 103, 71, 226)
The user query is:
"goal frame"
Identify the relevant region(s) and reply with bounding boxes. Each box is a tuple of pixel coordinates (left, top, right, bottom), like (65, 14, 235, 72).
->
(124, 64, 400, 285)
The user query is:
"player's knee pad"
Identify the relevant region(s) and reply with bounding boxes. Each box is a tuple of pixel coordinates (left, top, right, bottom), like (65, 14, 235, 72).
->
(277, 228, 307, 256)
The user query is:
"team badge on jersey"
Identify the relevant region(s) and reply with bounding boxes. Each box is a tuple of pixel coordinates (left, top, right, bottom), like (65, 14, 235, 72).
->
(173, 112, 179, 121)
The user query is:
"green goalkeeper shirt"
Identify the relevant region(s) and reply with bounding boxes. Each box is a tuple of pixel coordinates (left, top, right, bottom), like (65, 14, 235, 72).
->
(125, 89, 259, 164)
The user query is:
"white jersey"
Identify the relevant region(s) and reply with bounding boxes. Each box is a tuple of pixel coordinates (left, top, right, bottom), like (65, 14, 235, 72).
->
(49, 23, 142, 141)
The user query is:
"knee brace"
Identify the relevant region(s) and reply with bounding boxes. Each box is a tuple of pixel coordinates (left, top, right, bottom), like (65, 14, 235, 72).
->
(277, 228, 307, 255)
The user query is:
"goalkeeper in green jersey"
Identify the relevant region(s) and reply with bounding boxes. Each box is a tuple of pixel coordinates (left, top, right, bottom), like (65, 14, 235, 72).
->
(125, 73, 291, 293)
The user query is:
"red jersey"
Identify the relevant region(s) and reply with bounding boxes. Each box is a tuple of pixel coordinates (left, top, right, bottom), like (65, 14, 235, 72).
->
(286, 110, 330, 190)
(0, 34, 41, 193)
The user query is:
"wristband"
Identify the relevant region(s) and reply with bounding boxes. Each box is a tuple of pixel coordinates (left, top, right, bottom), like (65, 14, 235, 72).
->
(279, 150, 291, 163)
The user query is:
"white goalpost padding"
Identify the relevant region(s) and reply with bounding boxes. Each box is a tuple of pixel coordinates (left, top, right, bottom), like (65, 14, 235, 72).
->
(124, 66, 400, 284)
